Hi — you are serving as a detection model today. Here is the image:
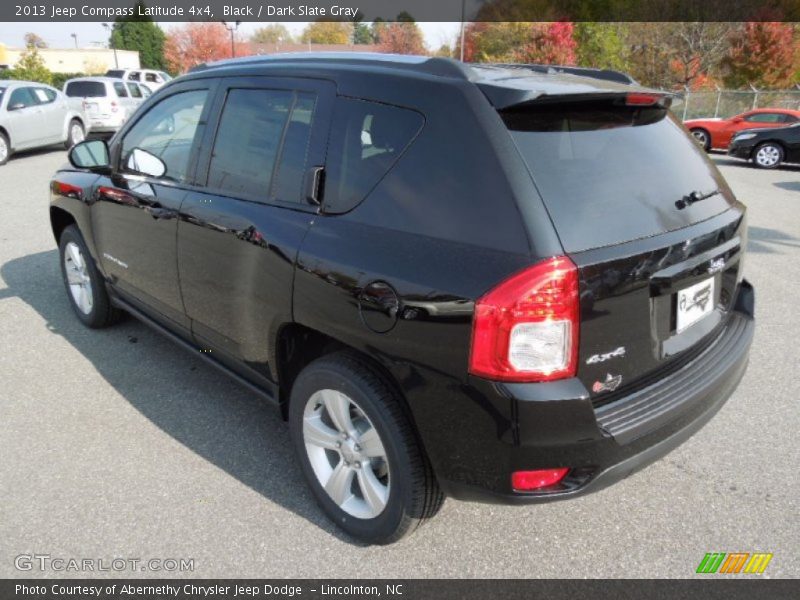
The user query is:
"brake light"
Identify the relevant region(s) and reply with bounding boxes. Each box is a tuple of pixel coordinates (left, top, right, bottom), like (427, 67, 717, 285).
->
(469, 256, 579, 382)
(512, 468, 570, 491)
(625, 92, 660, 106)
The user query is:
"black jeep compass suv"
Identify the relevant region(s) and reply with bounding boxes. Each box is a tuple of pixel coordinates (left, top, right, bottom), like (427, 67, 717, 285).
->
(50, 54, 754, 544)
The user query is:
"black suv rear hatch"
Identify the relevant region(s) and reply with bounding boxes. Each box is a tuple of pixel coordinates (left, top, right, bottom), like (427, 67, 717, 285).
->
(500, 92, 747, 401)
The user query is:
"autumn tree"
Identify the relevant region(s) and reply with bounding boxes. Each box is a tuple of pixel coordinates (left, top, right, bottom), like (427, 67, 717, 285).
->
(377, 22, 426, 55)
(164, 23, 235, 74)
(516, 22, 577, 65)
(299, 21, 352, 45)
(574, 23, 630, 71)
(724, 21, 799, 88)
(458, 23, 531, 62)
(23, 33, 47, 49)
(110, 1, 167, 70)
(251, 24, 292, 44)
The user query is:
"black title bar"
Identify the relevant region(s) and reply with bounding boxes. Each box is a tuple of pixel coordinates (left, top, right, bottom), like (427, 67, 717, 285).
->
(5, 0, 800, 22)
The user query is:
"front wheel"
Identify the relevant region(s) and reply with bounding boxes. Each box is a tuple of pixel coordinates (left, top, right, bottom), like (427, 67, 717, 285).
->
(65, 119, 85, 150)
(0, 131, 10, 166)
(752, 142, 783, 169)
(289, 353, 443, 544)
(58, 225, 120, 328)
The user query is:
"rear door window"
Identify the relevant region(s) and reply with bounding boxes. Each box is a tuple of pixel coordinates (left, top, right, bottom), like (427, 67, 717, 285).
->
(113, 82, 129, 98)
(503, 99, 732, 253)
(322, 98, 423, 213)
(206, 88, 317, 204)
(65, 81, 106, 97)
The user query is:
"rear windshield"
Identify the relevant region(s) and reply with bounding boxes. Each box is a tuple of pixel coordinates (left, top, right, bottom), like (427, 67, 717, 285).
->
(106, 70, 125, 78)
(65, 81, 106, 98)
(502, 100, 732, 253)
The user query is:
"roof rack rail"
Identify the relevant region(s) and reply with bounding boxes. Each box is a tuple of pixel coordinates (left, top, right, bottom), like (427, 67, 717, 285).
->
(489, 63, 638, 85)
(192, 53, 471, 80)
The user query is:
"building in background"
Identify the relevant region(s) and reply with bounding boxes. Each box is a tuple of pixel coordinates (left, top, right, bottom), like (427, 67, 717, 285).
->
(0, 45, 139, 74)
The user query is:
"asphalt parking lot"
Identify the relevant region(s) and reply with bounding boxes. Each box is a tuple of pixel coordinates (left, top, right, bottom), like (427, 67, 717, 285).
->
(0, 148, 798, 579)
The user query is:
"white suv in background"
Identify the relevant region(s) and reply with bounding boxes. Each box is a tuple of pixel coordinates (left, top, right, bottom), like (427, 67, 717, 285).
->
(63, 77, 140, 134)
(106, 69, 172, 91)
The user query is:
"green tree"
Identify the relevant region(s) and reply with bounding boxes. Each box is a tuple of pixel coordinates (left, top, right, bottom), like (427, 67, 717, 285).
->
(251, 24, 292, 45)
(11, 43, 52, 84)
(110, 1, 167, 70)
(300, 21, 352, 45)
(574, 23, 629, 71)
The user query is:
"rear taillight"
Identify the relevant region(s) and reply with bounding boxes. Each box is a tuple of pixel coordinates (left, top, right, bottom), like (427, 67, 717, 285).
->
(469, 256, 579, 383)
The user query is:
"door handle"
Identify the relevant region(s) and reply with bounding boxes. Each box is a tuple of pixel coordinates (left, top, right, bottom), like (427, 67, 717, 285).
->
(304, 166, 324, 206)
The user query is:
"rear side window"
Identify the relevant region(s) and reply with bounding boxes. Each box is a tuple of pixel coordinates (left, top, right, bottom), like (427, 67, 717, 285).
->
(127, 72, 141, 81)
(745, 113, 783, 123)
(503, 100, 731, 253)
(113, 82, 129, 98)
(207, 88, 316, 204)
(322, 98, 423, 213)
(65, 81, 106, 97)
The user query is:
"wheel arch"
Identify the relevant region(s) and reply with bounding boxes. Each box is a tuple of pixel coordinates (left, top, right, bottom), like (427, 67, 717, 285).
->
(50, 206, 77, 244)
(0, 125, 10, 149)
(275, 324, 421, 438)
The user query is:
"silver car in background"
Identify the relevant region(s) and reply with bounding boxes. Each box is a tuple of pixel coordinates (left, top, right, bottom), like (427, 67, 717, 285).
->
(63, 77, 140, 135)
(0, 80, 88, 166)
(106, 68, 172, 91)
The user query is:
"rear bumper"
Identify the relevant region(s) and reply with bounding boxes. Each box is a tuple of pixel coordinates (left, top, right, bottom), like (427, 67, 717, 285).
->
(437, 280, 755, 504)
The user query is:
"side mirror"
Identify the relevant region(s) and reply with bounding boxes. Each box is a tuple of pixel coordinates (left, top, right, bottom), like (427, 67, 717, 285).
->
(69, 140, 110, 172)
(126, 147, 166, 178)
(7, 103, 26, 111)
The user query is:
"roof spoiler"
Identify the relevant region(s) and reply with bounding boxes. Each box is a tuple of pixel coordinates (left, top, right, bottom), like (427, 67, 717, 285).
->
(489, 63, 638, 86)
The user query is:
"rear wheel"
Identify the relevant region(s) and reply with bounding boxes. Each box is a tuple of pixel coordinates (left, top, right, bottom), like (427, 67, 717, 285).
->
(0, 131, 9, 166)
(58, 225, 120, 328)
(289, 353, 443, 544)
(752, 142, 783, 169)
(690, 128, 711, 151)
(65, 119, 85, 149)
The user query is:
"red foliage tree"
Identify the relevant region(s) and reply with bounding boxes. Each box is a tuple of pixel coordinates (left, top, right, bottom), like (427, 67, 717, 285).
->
(377, 22, 426, 55)
(515, 22, 577, 65)
(724, 21, 798, 88)
(164, 23, 249, 74)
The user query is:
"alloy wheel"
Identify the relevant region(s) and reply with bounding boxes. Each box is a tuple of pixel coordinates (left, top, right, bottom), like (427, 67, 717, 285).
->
(63, 241, 93, 314)
(70, 123, 85, 145)
(691, 130, 708, 149)
(303, 389, 390, 519)
(755, 145, 780, 167)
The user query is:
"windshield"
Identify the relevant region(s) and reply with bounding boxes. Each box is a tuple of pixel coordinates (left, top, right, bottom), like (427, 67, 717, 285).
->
(65, 81, 106, 98)
(502, 100, 733, 253)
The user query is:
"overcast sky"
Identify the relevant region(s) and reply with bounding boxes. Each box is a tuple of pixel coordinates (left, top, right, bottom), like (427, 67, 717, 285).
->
(0, 22, 462, 51)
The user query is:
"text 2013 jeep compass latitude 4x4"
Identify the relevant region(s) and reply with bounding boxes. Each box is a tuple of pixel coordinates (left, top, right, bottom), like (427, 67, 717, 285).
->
(50, 55, 754, 544)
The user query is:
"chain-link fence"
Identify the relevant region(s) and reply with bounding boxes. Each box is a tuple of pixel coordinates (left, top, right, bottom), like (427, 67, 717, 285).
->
(672, 88, 800, 120)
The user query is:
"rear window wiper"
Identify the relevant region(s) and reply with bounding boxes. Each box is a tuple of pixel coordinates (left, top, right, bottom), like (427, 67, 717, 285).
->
(676, 188, 721, 210)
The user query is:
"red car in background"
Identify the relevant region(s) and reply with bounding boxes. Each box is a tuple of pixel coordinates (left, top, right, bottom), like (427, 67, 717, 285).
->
(684, 108, 800, 151)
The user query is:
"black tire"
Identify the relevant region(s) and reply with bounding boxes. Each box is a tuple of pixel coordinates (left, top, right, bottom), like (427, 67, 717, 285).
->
(752, 142, 784, 169)
(289, 352, 443, 544)
(690, 128, 711, 152)
(0, 131, 9, 166)
(58, 225, 120, 328)
(64, 119, 85, 150)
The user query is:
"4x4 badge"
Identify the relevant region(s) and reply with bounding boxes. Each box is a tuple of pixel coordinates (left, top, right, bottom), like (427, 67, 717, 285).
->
(593, 373, 623, 393)
(586, 346, 626, 365)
